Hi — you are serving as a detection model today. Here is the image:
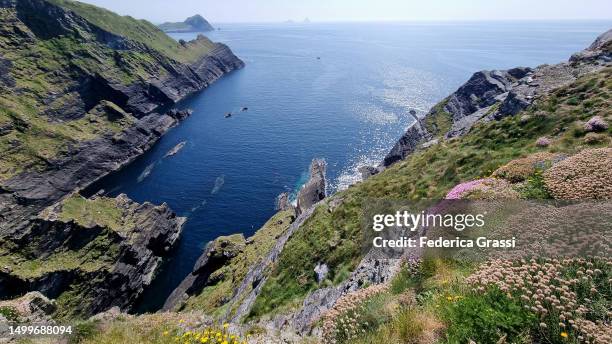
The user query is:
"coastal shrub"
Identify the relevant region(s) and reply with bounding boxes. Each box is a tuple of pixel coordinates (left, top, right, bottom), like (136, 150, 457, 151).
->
(466, 258, 612, 344)
(536, 136, 552, 147)
(584, 132, 609, 145)
(444, 178, 495, 199)
(543, 148, 612, 199)
(584, 115, 609, 132)
(0, 306, 19, 321)
(440, 287, 536, 343)
(493, 152, 564, 183)
(321, 284, 389, 343)
(461, 178, 520, 199)
(352, 308, 444, 344)
(516, 170, 552, 199)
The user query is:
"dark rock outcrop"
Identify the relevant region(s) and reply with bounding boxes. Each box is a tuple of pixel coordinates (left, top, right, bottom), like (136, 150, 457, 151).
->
(296, 159, 327, 215)
(0, 193, 185, 317)
(383, 28, 612, 167)
(382, 116, 430, 167)
(358, 166, 380, 180)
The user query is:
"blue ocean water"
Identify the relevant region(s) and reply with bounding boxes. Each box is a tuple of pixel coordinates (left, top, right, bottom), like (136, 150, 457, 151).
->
(93, 21, 611, 311)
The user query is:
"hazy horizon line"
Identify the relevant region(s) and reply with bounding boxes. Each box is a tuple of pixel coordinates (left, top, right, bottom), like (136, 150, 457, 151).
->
(157, 17, 612, 24)
(172, 18, 612, 25)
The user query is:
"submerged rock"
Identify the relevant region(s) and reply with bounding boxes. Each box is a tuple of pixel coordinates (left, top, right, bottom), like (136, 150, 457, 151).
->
(164, 141, 187, 158)
(275, 192, 291, 211)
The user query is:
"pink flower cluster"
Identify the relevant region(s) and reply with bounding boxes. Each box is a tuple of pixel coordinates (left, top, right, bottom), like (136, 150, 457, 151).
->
(584, 116, 609, 132)
(445, 178, 494, 200)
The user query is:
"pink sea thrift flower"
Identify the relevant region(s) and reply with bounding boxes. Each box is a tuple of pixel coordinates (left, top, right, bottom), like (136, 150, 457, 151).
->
(536, 137, 551, 147)
(584, 116, 608, 132)
(445, 178, 494, 199)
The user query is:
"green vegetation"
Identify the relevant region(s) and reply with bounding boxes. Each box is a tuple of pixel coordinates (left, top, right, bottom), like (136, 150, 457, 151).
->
(423, 98, 452, 137)
(515, 169, 552, 199)
(321, 257, 611, 344)
(248, 67, 612, 319)
(55, 194, 134, 232)
(0, 1, 218, 182)
(0, 230, 120, 280)
(440, 288, 536, 343)
(0, 306, 19, 321)
(47, 0, 215, 63)
(182, 210, 295, 318)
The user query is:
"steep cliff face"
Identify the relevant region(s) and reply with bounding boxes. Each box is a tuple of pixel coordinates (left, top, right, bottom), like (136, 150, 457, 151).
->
(0, 193, 185, 317)
(0, 0, 243, 227)
(0, 0, 243, 317)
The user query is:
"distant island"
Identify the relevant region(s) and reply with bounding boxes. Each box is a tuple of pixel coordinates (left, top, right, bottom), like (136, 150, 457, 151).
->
(158, 14, 214, 33)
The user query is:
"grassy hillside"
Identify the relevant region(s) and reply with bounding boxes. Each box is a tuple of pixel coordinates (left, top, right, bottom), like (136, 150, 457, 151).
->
(247, 66, 612, 319)
(48, 0, 215, 63)
(0, 1, 215, 182)
(180, 210, 295, 318)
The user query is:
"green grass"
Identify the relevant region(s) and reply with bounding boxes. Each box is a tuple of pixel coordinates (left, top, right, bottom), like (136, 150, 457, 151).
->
(183, 210, 295, 319)
(0, 2, 214, 182)
(440, 288, 536, 343)
(248, 67, 612, 319)
(423, 98, 452, 137)
(48, 0, 215, 63)
(56, 194, 134, 232)
(0, 229, 120, 279)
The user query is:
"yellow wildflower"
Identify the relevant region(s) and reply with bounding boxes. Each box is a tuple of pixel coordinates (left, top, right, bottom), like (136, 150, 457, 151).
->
(561, 332, 568, 338)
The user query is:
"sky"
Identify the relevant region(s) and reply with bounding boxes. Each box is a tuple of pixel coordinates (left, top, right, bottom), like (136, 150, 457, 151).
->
(79, 0, 612, 23)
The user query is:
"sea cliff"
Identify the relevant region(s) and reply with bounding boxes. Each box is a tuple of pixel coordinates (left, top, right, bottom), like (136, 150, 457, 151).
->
(0, 0, 243, 317)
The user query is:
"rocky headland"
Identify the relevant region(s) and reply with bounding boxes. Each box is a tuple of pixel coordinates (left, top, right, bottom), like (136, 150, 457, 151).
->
(0, 0, 242, 318)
